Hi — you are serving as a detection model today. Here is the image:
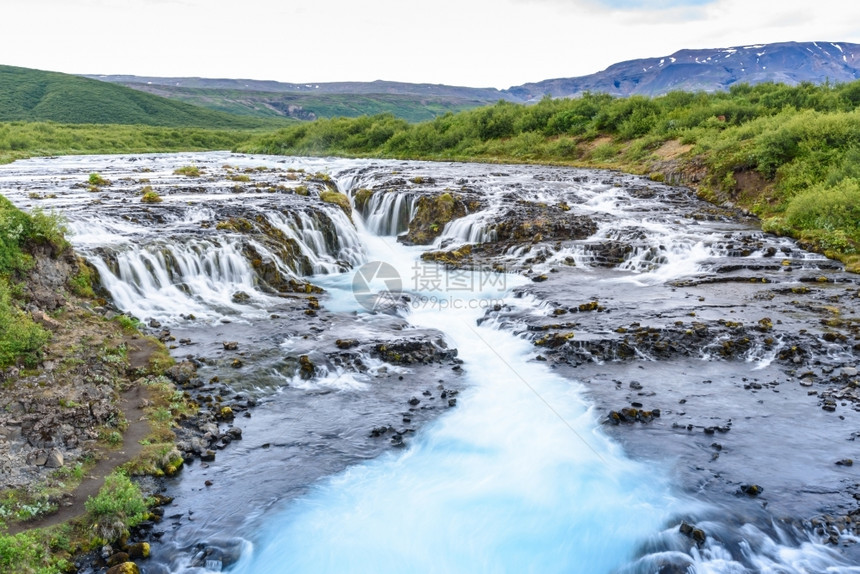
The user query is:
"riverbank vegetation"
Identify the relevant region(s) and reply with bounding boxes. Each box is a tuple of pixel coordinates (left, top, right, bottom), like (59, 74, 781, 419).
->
(0, 121, 269, 165)
(1, 194, 188, 572)
(0, 195, 66, 367)
(238, 80, 860, 270)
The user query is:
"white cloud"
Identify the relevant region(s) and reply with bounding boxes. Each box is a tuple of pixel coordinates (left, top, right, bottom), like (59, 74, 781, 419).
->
(3, 0, 860, 89)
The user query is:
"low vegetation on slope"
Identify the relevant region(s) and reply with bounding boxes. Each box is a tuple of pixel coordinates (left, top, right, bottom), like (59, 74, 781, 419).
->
(0, 65, 284, 129)
(0, 195, 66, 366)
(239, 80, 860, 270)
(119, 83, 492, 123)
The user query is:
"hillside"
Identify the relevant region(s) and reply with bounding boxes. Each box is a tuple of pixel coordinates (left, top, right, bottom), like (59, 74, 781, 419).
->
(84, 76, 511, 122)
(509, 41, 860, 100)
(102, 83, 496, 123)
(0, 65, 284, 128)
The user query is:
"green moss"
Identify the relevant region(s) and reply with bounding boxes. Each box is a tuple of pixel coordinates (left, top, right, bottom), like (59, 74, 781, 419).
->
(403, 192, 465, 245)
(140, 187, 163, 203)
(68, 260, 96, 298)
(353, 188, 374, 211)
(88, 172, 109, 186)
(319, 191, 352, 217)
(173, 165, 201, 177)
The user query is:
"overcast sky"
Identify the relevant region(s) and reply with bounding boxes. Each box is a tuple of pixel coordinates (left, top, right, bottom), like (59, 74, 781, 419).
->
(7, 0, 860, 89)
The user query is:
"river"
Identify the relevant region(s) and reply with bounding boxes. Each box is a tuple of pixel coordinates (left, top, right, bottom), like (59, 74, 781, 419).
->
(2, 151, 859, 573)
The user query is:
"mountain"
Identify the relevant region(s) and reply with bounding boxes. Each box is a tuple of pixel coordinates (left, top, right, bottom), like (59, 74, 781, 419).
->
(0, 65, 282, 128)
(508, 41, 860, 101)
(16, 40, 855, 127)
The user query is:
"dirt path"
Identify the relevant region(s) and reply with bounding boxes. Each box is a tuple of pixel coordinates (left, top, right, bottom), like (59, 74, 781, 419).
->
(8, 384, 154, 535)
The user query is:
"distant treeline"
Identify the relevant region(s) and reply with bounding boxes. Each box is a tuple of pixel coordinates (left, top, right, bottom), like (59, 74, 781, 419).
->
(239, 81, 860, 270)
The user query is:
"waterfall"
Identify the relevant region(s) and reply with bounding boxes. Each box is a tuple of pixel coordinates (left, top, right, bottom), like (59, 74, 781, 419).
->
(2, 152, 857, 574)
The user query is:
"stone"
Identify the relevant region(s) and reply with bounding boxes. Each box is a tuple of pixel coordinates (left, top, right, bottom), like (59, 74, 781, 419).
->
(107, 552, 130, 567)
(836, 459, 854, 467)
(106, 562, 140, 574)
(335, 339, 360, 349)
(679, 521, 707, 546)
(166, 361, 197, 384)
(739, 484, 763, 496)
(231, 291, 251, 303)
(46, 448, 64, 468)
(29, 450, 49, 466)
(223, 341, 238, 351)
(841, 367, 858, 378)
(31, 310, 62, 331)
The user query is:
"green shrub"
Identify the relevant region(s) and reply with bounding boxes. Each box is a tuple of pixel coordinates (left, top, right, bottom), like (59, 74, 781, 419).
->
(0, 530, 70, 574)
(785, 178, 860, 238)
(28, 207, 69, 251)
(0, 281, 50, 367)
(85, 471, 150, 541)
(69, 265, 96, 298)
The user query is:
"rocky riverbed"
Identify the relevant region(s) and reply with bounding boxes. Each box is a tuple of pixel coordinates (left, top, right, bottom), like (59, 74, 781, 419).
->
(2, 151, 860, 572)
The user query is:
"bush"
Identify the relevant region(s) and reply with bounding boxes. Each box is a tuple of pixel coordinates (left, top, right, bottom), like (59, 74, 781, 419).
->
(785, 178, 860, 238)
(0, 281, 50, 367)
(85, 471, 150, 541)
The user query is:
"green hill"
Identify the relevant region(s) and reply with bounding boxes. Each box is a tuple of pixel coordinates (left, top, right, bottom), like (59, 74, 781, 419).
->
(0, 65, 285, 129)
(113, 83, 494, 123)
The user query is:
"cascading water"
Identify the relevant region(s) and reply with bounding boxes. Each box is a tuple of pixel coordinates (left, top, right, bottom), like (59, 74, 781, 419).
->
(2, 152, 859, 573)
(228, 229, 688, 574)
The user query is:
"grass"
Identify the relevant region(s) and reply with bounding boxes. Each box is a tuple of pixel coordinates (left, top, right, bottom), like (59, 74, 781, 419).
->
(0, 120, 271, 166)
(0, 196, 68, 367)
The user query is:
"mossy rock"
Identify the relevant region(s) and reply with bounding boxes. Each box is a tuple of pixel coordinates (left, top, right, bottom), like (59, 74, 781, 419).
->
(402, 193, 466, 245)
(106, 562, 140, 574)
(320, 191, 352, 217)
(141, 190, 163, 204)
(126, 542, 150, 559)
(353, 188, 374, 212)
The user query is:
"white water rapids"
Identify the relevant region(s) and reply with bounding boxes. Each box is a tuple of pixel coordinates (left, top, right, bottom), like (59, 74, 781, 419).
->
(228, 219, 684, 573)
(1, 152, 858, 573)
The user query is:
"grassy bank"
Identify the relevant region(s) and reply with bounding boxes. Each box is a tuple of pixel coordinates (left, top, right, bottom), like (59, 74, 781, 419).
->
(1, 194, 189, 573)
(0, 121, 273, 165)
(238, 80, 860, 270)
(0, 195, 66, 366)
